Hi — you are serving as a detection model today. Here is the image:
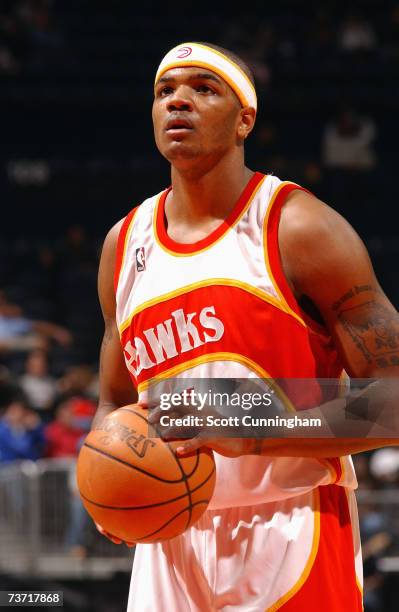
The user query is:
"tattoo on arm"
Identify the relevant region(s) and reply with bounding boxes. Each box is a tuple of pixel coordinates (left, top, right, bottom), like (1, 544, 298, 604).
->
(337, 300, 399, 368)
(332, 284, 373, 311)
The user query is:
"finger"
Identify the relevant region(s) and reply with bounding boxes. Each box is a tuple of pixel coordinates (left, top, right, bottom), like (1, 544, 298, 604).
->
(148, 406, 162, 424)
(103, 531, 122, 544)
(176, 436, 207, 455)
(95, 522, 122, 544)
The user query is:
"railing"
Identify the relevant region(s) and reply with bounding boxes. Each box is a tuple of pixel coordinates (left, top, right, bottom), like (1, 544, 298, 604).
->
(0, 459, 132, 578)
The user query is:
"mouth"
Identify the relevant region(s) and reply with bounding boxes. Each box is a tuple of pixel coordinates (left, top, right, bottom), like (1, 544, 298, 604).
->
(165, 118, 194, 134)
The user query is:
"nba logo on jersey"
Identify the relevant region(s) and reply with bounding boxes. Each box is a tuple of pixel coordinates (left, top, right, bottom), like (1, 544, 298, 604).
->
(135, 247, 146, 271)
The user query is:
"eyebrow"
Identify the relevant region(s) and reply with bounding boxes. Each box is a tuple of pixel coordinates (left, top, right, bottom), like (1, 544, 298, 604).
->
(158, 72, 222, 85)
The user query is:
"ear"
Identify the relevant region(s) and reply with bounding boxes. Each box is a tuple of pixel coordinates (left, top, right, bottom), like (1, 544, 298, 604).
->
(237, 107, 256, 141)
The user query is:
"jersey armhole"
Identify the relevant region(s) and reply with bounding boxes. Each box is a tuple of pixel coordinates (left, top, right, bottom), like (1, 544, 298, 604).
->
(264, 182, 337, 336)
(114, 206, 139, 294)
(264, 182, 311, 318)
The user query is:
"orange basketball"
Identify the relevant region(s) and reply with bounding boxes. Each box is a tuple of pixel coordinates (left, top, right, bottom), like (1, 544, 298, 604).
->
(77, 404, 216, 543)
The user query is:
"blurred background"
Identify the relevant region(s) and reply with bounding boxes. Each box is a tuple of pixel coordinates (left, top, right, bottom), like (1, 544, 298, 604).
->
(1, 0, 399, 610)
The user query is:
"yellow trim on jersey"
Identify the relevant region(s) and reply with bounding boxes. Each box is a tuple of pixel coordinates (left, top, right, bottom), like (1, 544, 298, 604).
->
(153, 175, 266, 257)
(344, 488, 364, 600)
(336, 456, 346, 485)
(317, 458, 338, 483)
(356, 574, 364, 600)
(136, 351, 296, 412)
(118, 276, 306, 336)
(263, 181, 304, 323)
(336, 373, 349, 485)
(266, 488, 321, 612)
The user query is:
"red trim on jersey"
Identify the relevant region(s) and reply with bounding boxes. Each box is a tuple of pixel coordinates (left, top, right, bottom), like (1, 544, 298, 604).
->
(326, 457, 343, 483)
(277, 486, 362, 611)
(266, 183, 310, 317)
(156, 172, 265, 254)
(114, 207, 139, 293)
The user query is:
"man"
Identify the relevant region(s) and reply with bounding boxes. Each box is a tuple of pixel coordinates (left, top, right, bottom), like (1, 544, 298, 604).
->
(95, 42, 399, 611)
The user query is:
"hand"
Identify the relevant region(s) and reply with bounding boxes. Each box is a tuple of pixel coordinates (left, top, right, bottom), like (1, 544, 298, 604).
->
(147, 379, 273, 457)
(175, 436, 258, 458)
(95, 522, 135, 547)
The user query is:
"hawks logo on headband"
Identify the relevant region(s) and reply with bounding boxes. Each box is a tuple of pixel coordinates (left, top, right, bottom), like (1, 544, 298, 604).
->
(155, 42, 257, 111)
(176, 46, 192, 59)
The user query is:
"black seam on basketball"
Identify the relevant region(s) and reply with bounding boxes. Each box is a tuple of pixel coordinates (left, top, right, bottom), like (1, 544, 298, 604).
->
(83, 442, 190, 484)
(116, 407, 149, 422)
(136, 500, 211, 542)
(109, 407, 202, 479)
(165, 443, 194, 531)
(80, 465, 216, 510)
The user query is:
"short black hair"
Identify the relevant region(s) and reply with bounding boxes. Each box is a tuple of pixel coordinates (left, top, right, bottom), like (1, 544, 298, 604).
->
(196, 42, 255, 87)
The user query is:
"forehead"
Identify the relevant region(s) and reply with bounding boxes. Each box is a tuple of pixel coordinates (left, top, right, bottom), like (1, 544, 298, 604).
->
(156, 66, 225, 86)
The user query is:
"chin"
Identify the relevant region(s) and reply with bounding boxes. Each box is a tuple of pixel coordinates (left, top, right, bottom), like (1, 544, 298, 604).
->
(163, 142, 202, 163)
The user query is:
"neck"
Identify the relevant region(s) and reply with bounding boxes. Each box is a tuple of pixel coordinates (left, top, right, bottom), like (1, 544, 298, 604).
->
(168, 152, 254, 223)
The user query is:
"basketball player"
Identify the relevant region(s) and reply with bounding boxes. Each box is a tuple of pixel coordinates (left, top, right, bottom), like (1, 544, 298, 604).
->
(94, 42, 399, 611)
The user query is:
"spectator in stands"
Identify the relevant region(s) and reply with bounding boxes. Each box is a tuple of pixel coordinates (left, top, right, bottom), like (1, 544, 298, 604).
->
(44, 396, 95, 458)
(19, 348, 57, 415)
(0, 289, 72, 352)
(0, 398, 44, 464)
(338, 12, 377, 54)
(369, 447, 399, 487)
(322, 108, 377, 171)
(57, 364, 97, 400)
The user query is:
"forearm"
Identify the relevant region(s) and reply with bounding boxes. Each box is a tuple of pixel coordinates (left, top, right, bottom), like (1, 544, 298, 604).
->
(93, 318, 137, 430)
(92, 387, 137, 430)
(250, 436, 399, 457)
(249, 378, 399, 457)
(92, 399, 119, 430)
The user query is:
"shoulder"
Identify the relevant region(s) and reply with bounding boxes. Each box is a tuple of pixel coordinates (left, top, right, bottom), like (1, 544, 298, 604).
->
(279, 189, 357, 249)
(99, 212, 133, 270)
(98, 217, 127, 313)
(278, 189, 374, 298)
(102, 217, 126, 252)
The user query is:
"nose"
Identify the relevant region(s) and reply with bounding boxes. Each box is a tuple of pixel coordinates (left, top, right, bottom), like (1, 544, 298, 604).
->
(166, 86, 193, 112)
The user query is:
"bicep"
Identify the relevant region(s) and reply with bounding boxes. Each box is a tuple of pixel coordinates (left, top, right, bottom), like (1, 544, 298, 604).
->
(97, 219, 137, 407)
(280, 193, 399, 377)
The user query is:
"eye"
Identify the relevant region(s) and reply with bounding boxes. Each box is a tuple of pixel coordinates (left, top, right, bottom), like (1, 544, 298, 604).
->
(158, 86, 173, 97)
(196, 84, 215, 94)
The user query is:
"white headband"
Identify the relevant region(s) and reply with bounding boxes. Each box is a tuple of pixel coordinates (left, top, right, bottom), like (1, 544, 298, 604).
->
(155, 42, 257, 111)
